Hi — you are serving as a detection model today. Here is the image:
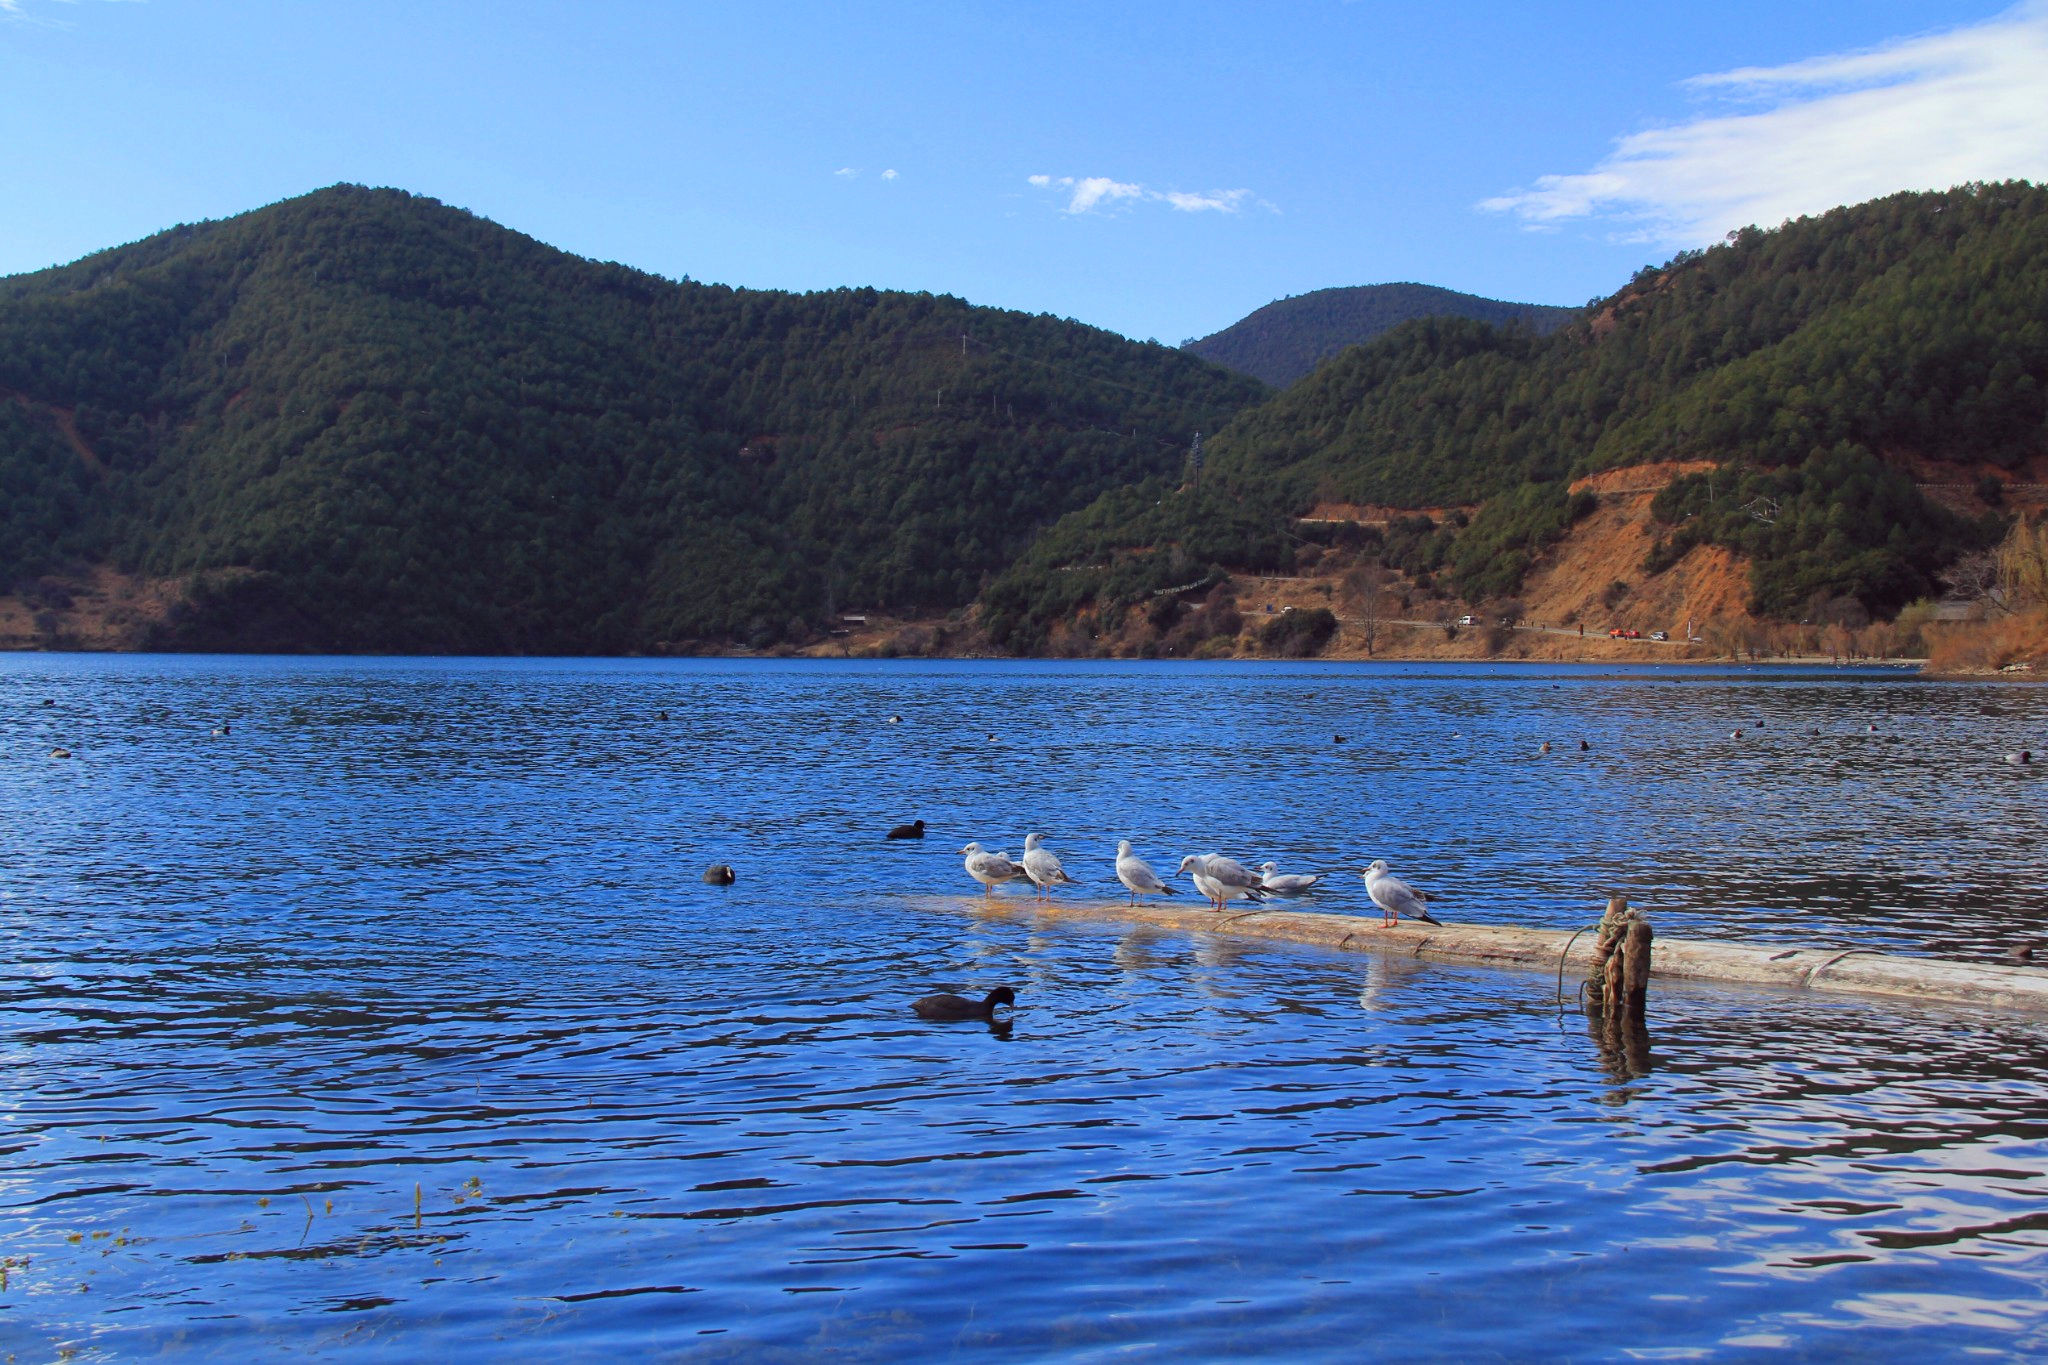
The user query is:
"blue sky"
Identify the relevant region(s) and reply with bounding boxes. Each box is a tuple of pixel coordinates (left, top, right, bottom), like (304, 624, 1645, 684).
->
(3, 1, 2044, 343)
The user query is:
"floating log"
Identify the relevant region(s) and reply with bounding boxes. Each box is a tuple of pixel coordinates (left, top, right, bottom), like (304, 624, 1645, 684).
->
(915, 895, 2048, 1015)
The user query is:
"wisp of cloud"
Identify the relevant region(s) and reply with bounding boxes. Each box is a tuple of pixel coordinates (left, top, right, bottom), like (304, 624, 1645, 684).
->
(1028, 174, 1260, 216)
(1482, 1, 2048, 246)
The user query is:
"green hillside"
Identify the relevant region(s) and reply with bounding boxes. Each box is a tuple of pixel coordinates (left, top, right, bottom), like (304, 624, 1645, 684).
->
(0, 185, 1261, 651)
(1182, 283, 1576, 388)
(991, 183, 2045, 648)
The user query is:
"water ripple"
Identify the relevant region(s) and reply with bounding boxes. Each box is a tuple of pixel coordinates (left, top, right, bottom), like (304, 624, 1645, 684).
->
(3, 657, 2048, 1358)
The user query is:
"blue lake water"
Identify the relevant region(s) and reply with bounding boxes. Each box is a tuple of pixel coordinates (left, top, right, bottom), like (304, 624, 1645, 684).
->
(4, 655, 2048, 1360)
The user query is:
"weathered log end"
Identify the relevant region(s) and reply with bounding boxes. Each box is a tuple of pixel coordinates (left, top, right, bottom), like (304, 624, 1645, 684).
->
(1588, 896, 1653, 1024)
(1622, 915, 1654, 1022)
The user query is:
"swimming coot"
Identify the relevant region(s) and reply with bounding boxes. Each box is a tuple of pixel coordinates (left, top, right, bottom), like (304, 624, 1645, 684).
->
(886, 819, 927, 840)
(912, 986, 1016, 1021)
(702, 864, 736, 885)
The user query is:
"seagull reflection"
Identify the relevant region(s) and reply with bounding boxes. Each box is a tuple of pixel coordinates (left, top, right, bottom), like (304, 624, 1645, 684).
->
(1192, 935, 1252, 972)
(1113, 924, 1179, 976)
(1356, 954, 1429, 1012)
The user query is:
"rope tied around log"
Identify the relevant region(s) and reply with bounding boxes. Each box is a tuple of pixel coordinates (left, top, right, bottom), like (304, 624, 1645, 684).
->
(1583, 896, 1655, 1079)
(1589, 896, 1653, 1025)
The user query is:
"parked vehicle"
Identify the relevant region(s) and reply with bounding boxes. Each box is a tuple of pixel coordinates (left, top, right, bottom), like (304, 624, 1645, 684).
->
(1608, 627, 1641, 639)
(1650, 630, 1669, 641)
(1457, 614, 1479, 626)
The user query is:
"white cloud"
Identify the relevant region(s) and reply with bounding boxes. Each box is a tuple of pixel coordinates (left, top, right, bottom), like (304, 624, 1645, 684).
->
(1160, 188, 1252, 213)
(880, 168, 898, 181)
(1028, 174, 1263, 216)
(1481, 1, 2048, 246)
(0, 0, 141, 20)
(835, 167, 859, 178)
(1066, 176, 1145, 213)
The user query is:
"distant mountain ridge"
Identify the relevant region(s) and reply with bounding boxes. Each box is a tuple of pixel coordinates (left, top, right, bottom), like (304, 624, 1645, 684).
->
(1182, 283, 1577, 388)
(985, 183, 2048, 653)
(0, 185, 1261, 652)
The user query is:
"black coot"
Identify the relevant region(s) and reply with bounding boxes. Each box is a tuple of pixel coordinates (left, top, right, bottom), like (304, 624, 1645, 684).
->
(912, 986, 1016, 1021)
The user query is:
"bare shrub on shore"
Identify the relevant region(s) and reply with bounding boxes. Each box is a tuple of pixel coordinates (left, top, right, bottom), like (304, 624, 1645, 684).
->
(1925, 610, 2048, 673)
(1340, 565, 1386, 656)
(1997, 518, 2048, 608)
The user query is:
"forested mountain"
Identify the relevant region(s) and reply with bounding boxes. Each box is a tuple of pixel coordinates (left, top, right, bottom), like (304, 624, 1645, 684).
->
(0, 185, 1261, 651)
(990, 183, 2046, 649)
(1182, 283, 1576, 387)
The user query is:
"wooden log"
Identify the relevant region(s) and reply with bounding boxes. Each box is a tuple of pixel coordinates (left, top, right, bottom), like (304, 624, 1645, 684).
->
(909, 895, 2048, 1015)
(1622, 916, 1653, 1021)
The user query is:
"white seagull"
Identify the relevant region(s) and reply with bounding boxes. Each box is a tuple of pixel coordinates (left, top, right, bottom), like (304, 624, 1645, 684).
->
(1359, 859, 1441, 928)
(1177, 854, 1270, 911)
(1115, 840, 1178, 904)
(960, 842, 1031, 896)
(1257, 862, 1324, 895)
(1020, 832, 1077, 900)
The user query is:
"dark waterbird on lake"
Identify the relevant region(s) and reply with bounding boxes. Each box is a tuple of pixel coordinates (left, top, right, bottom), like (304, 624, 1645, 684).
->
(702, 864, 736, 885)
(913, 986, 1017, 1021)
(887, 819, 926, 840)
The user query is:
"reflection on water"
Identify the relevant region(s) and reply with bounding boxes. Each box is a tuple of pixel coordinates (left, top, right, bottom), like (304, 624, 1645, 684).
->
(3, 656, 2047, 1358)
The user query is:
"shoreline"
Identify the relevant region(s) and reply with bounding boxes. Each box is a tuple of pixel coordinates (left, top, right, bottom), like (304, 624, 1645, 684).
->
(0, 643, 1938, 669)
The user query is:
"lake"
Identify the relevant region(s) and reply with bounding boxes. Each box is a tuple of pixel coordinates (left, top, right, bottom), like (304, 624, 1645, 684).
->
(4, 656, 2047, 1359)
